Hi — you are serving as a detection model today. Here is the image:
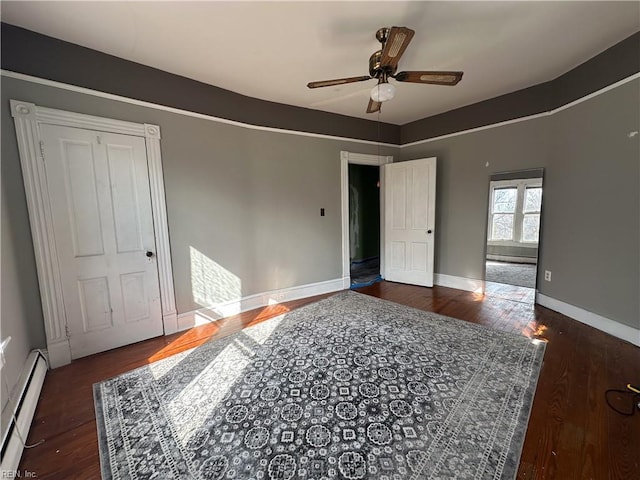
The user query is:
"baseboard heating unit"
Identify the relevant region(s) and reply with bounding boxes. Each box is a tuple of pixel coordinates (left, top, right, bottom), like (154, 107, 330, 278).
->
(1, 350, 48, 473)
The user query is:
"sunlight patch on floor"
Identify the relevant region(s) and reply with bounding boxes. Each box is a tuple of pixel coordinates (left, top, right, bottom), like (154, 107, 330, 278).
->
(167, 341, 252, 441)
(243, 312, 286, 343)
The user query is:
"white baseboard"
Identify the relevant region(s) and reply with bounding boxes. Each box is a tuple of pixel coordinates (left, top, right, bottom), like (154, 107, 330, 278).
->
(1, 351, 48, 474)
(434, 273, 484, 293)
(46, 339, 72, 369)
(177, 278, 345, 331)
(162, 312, 179, 336)
(536, 293, 640, 347)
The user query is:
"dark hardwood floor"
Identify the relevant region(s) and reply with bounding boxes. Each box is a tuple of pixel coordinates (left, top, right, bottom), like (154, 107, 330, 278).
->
(19, 282, 640, 479)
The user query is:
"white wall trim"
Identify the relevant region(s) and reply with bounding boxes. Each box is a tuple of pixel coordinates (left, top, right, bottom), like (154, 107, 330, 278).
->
(1, 70, 398, 148)
(3, 70, 638, 151)
(10, 100, 177, 367)
(550, 72, 640, 115)
(401, 72, 640, 148)
(434, 273, 485, 293)
(401, 112, 551, 148)
(3, 70, 637, 150)
(536, 293, 640, 347)
(177, 278, 344, 332)
(427, 273, 639, 347)
(340, 151, 393, 284)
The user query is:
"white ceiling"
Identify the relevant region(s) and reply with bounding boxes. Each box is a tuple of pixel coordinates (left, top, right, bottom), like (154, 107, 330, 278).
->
(2, 1, 638, 125)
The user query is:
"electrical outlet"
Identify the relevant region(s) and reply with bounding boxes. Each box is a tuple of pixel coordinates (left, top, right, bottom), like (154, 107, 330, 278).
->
(544, 270, 552, 282)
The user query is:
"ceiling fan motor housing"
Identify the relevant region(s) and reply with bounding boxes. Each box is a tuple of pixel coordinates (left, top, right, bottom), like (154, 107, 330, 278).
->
(375, 27, 390, 44)
(306, 26, 463, 113)
(369, 51, 397, 79)
(370, 28, 397, 80)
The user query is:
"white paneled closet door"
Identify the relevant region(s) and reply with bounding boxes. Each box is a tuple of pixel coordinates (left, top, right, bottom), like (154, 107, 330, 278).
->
(41, 124, 163, 359)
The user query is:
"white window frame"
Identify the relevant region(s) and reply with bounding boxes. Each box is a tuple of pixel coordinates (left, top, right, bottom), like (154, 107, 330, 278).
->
(487, 178, 542, 247)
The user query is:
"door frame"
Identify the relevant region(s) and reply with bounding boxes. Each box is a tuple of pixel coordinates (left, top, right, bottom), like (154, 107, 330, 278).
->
(483, 168, 545, 294)
(340, 151, 393, 288)
(11, 100, 177, 368)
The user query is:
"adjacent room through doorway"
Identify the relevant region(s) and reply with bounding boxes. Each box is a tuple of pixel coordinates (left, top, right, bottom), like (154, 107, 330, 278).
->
(348, 163, 381, 287)
(484, 169, 544, 303)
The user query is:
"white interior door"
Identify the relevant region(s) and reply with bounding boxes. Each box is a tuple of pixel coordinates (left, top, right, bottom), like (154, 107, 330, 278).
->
(41, 124, 163, 359)
(384, 158, 437, 286)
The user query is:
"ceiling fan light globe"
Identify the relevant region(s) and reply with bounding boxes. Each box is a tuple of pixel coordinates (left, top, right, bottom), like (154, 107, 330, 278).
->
(370, 83, 396, 102)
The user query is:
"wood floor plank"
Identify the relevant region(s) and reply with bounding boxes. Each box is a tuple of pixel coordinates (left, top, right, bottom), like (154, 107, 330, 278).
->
(18, 282, 640, 479)
(605, 338, 640, 479)
(576, 325, 607, 480)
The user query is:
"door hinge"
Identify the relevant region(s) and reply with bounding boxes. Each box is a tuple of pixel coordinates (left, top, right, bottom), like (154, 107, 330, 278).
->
(65, 324, 70, 338)
(39, 140, 45, 160)
(97, 135, 102, 145)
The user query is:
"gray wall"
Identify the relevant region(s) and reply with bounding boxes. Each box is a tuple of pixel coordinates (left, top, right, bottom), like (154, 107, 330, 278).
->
(400, 79, 639, 329)
(1, 23, 401, 145)
(0, 76, 397, 380)
(1, 143, 46, 410)
(401, 116, 550, 282)
(0, 23, 637, 399)
(543, 80, 639, 326)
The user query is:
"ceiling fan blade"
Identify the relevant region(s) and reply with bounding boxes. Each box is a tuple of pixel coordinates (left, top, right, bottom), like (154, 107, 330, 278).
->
(379, 26, 415, 69)
(307, 75, 371, 89)
(367, 98, 381, 113)
(394, 71, 463, 86)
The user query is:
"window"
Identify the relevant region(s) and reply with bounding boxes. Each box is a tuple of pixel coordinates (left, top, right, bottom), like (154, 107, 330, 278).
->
(488, 179, 542, 245)
(522, 187, 542, 242)
(490, 187, 517, 240)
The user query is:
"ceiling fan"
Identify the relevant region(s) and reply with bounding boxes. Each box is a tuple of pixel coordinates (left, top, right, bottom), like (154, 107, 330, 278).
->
(307, 26, 463, 113)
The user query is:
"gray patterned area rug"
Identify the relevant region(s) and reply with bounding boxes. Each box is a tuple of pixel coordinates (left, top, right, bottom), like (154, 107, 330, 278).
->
(94, 291, 545, 480)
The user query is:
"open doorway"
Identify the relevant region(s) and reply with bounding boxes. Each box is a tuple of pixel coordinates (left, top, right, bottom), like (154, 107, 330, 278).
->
(340, 151, 392, 288)
(349, 164, 381, 287)
(484, 169, 544, 303)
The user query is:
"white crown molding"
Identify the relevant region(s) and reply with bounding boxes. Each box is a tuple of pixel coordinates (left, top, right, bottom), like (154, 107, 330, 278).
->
(549, 72, 640, 115)
(401, 73, 640, 149)
(1, 70, 398, 148)
(4, 70, 637, 149)
(10, 100, 178, 365)
(536, 293, 640, 347)
(177, 278, 345, 332)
